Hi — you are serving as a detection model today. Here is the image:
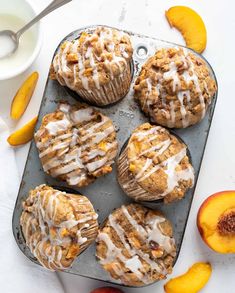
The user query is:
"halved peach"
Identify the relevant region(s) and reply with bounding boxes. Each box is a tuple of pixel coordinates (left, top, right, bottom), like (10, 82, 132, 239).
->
(197, 191, 235, 253)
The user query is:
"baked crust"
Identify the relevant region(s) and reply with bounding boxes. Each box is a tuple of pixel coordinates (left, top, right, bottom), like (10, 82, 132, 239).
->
(96, 203, 176, 286)
(50, 27, 133, 105)
(134, 47, 217, 128)
(20, 185, 98, 271)
(34, 102, 118, 187)
(117, 123, 194, 203)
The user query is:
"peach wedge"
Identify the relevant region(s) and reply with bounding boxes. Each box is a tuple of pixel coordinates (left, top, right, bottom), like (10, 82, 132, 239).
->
(197, 191, 235, 253)
(164, 262, 212, 293)
(165, 6, 207, 53)
(7, 116, 38, 146)
(11, 72, 39, 120)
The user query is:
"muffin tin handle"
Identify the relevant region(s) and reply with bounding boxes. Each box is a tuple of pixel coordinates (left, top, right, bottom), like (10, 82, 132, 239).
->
(16, 0, 73, 38)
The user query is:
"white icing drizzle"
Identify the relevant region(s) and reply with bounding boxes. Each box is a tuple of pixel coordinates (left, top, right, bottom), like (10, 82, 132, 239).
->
(35, 103, 117, 186)
(177, 91, 189, 128)
(144, 48, 209, 127)
(129, 126, 194, 197)
(77, 50, 89, 90)
(22, 186, 98, 270)
(182, 49, 206, 118)
(53, 27, 130, 92)
(146, 217, 175, 253)
(163, 62, 181, 92)
(70, 107, 95, 123)
(135, 158, 152, 180)
(45, 117, 71, 136)
(133, 126, 162, 141)
(53, 42, 72, 85)
(97, 205, 174, 284)
(138, 147, 194, 197)
(85, 47, 100, 89)
(130, 138, 171, 162)
(86, 157, 108, 172)
(35, 133, 73, 149)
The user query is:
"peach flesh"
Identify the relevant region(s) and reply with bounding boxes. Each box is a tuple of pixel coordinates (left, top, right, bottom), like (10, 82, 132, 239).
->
(197, 191, 235, 253)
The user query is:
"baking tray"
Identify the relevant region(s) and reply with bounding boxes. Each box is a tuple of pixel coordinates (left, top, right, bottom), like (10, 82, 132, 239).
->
(12, 25, 218, 287)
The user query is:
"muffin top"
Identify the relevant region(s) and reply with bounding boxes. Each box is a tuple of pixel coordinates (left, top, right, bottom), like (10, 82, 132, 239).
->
(134, 47, 217, 128)
(126, 123, 194, 202)
(50, 27, 133, 90)
(96, 203, 176, 286)
(34, 102, 118, 187)
(20, 185, 98, 271)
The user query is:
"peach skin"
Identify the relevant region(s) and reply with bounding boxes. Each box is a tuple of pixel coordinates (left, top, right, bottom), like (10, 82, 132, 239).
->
(10, 72, 39, 120)
(165, 6, 207, 53)
(7, 116, 38, 146)
(164, 262, 212, 293)
(197, 191, 235, 253)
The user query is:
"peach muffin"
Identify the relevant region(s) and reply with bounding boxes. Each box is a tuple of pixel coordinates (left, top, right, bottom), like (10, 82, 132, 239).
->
(20, 185, 98, 271)
(50, 27, 133, 106)
(34, 102, 118, 187)
(96, 203, 176, 286)
(134, 47, 217, 128)
(118, 123, 194, 203)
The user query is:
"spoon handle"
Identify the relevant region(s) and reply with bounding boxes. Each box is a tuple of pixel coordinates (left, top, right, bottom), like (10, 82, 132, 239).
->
(16, 0, 72, 38)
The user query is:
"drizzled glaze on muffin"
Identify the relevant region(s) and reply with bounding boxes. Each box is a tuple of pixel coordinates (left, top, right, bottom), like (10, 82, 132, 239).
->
(96, 204, 176, 286)
(134, 47, 217, 128)
(35, 102, 118, 187)
(20, 185, 98, 271)
(118, 123, 194, 203)
(50, 27, 133, 92)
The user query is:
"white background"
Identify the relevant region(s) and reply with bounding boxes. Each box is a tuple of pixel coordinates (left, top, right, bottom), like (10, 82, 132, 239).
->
(0, 0, 235, 292)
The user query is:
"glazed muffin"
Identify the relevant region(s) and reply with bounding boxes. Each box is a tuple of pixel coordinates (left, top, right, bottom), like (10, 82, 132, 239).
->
(34, 102, 118, 187)
(134, 47, 217, 128)
(20, 185, 98, 271)
(50, 27, 133, 106)
(117, 123, 194, 203)
(96, 203, 176, 286)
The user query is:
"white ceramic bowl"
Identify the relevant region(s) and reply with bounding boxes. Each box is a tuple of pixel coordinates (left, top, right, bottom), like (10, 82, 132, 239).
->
(0, 0, 42, 80)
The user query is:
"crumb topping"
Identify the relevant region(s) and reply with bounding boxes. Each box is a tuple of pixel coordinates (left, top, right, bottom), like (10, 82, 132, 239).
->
(34, 102, 118, 187)
(125, 123, 194, 202)
(20, 185, 98, 270)
(96, 204, 176, 286)
(134, 47, 217, 128)
(50, 27, 133, 91)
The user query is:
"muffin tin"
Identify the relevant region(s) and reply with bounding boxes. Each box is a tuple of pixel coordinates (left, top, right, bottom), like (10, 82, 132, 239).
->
(12, 25, 218, 287)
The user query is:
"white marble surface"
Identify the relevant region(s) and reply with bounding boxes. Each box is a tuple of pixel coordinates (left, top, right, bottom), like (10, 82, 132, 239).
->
(0, 0, 235, 292)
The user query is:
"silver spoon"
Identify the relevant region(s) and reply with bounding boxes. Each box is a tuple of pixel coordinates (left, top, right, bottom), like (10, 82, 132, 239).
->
(0, 0, 72, 59)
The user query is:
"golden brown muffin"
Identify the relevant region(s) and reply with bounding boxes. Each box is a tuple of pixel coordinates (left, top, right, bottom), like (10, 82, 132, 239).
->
(35, 102, 118, 187)
(117, 123, 194, 203)
(50, 27, 133, 106)
(134, 47, 217, 128)
(96, 203, 176, 286)
(20, 185, 98, 271)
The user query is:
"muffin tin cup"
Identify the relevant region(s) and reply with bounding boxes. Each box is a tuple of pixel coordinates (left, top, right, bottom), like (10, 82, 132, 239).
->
(73, 62, 132, 106)
(117, 146, 165, 202)
(12, 25, 218, 288)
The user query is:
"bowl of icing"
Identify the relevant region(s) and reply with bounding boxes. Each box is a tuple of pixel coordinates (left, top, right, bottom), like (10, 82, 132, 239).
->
(0, 0, 42, 80)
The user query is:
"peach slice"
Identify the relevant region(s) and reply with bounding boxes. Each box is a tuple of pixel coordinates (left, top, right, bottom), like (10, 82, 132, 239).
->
(197, 191, 235, 253)
(165, 6, 207, 53)
(164, 262, 212, 293)
(7, 116, 38, 146)
(10, 72, 39, 120)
